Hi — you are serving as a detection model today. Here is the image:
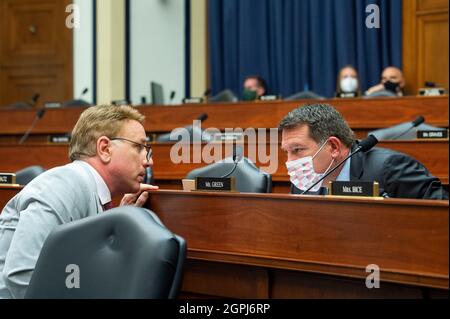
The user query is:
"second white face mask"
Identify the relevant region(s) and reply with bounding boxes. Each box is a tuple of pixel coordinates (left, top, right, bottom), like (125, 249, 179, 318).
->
(340, 77, 358, 93)
(285, 141, 335, 192)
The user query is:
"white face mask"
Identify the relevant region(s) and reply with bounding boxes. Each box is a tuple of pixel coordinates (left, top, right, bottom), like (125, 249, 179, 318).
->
(285, 141, 335, 192)
(340, 77, 358, 93)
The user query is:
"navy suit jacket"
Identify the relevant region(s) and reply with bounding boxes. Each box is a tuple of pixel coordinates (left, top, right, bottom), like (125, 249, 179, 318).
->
(292, 142, 448, 200)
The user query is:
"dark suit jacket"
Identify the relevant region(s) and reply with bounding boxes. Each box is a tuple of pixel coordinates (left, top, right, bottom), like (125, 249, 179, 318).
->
(292, 143, 448, 200)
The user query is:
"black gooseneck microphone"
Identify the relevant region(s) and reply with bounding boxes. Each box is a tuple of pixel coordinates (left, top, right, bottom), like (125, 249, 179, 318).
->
(300, 135, 379, 195)
(391, 116, 425, 140)
(203, 88, 212, 97)
(19, 104, 46, 145)
(31, 93, 40, 107)
(80, 87, 89, 97)
(221, 145, 243, 178)
(196, 113, 208, 122)
(169, 91, 176, 104)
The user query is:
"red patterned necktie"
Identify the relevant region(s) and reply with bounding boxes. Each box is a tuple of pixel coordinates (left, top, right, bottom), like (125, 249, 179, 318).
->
(102, 201, 114, 211)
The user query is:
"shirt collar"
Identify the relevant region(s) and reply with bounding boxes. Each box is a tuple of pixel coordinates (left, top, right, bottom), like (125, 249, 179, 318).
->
(336, 157, 351, 182)
(74, 160, 112, 205)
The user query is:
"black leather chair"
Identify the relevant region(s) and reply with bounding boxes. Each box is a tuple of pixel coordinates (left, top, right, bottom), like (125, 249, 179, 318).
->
(62, 99, 92, 107)
(285, 90, 325, 100)
(15, 166, 45, 185)
(186, 157, 272, 193)
(25, 206, 186, 299)
(364, 89, 397, 98)
(369, 122, 446, 140)
(157, 125, 212, 143)
(208, 89, 238, 103)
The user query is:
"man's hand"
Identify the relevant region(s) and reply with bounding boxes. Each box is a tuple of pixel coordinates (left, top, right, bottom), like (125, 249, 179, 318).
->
(365, 83, 385, 96)
(120, 184, 159, 207)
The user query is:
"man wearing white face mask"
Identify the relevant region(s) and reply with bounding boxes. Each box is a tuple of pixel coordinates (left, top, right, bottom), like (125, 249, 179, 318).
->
(335, 65, 361, 98)
(279, 104, 448, 199)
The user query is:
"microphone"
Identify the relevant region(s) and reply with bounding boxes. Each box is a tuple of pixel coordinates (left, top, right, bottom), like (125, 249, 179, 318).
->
(19, 107, 47, 145)
(169, 91, 176, 104)
(203, 88, 212, 97)
(300, 135, 379, 195)
(31, 93, 40, 107)
(391, 116, 425, 140)
(221, 145, 243, 178)
(196, 113, 208, 122)
(80, 87, 88, 97)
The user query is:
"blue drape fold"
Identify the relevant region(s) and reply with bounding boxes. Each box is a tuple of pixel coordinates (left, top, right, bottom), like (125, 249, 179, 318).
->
(208, 0, 402, 98)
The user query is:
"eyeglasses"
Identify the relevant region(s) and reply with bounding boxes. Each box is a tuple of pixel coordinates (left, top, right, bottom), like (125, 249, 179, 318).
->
(110, 137, 153, 161)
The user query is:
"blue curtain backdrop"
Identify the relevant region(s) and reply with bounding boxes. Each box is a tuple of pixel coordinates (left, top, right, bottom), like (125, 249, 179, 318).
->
(208, 0, 402, 99)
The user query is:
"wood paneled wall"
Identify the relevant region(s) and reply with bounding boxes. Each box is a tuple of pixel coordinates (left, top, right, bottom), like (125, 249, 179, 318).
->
(403, 0, 449, 95)
(0, 0, 73, 109)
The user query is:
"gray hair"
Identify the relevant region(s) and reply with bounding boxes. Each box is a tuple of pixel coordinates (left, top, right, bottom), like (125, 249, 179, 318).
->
(278, 103, 355, 147)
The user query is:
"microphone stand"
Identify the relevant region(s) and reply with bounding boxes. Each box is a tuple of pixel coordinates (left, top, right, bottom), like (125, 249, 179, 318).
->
(221, 159, 240, 178)
(392, 125, 417, 140)
(19, 109, 46, 145)
(220, 146, 243, 178)
(300, 146, 362, 195)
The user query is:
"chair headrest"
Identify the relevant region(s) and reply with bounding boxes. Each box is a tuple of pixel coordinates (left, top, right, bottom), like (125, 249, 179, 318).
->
(26, 207, 185, 299)
(369, 122, 446, 140)
(186, 157, 272, 193)
(15, 165, 45, 185)
(285, 90, 325, 100)
(364, 89, 397, 98)
(157, 125, 212, 142)
(208, 89, 238, 103)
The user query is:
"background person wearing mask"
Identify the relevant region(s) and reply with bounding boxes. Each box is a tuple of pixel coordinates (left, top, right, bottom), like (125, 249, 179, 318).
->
(242, 75, 267, 101)
(335, 65, 361, 98)
(365, 66, 406, 97)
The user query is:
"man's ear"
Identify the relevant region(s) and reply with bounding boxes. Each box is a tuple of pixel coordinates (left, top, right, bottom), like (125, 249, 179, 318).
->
(328, 137, 342, 158)
(97, 136, 112, 163)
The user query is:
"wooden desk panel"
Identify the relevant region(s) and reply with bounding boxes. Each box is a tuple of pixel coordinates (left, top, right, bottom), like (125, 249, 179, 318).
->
(0, 141, 448, 186)
(147, 190, 449, 298)
(1, 187, 448, 298)
(0, 185, 22, 210)
(0, 96, 447, 135)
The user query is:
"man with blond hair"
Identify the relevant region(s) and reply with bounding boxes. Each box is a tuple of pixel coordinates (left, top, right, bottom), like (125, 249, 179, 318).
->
(0, 105, 157, 298)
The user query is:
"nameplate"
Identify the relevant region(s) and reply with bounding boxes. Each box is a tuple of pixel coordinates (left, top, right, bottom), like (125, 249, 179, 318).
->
(418, 88, 446, 96)
(195, 177, 236, 192)
(44, 102, 62, 109)
(48, 134, 71, 143)
(212, 133, 244, 142)
(337, 92, 357, 98)
(183, 97, 204, 104)
(259, 95, 281, 101)
(329, 181, 379, 197)
(112, 100, 130, 106)
(417, 130, 448, 139)
(0, 173, 16, 185)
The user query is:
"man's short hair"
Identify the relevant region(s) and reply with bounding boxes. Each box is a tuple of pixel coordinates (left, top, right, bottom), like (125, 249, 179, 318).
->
(278, 103, 355, 148)
(244, 75, 267, 92)
(69, 105, 145, 162)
